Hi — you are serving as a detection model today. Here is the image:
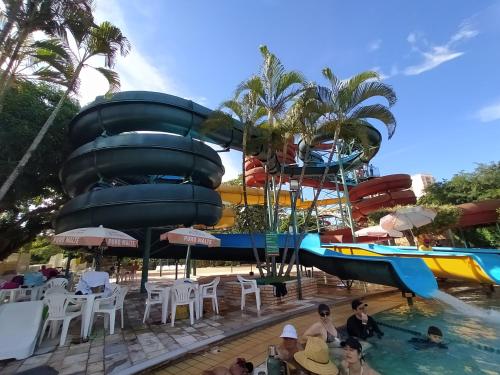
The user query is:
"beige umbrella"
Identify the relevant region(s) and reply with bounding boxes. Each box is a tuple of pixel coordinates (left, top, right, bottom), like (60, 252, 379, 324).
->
(380, 206, 437, 232)
(160, 228, 220, 277)
(52, 225, 138, 271)
(52, 225, 138, 248)
(355, 225, 404, 238)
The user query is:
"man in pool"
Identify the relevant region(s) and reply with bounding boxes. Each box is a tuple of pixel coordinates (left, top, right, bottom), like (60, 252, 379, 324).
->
(409, 326, 448, 350)
(347, 299, 384, 340)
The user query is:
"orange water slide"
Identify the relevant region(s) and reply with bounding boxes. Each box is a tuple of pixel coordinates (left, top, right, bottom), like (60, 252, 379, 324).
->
(456, 199, 500, 228)
(349, 174, 417, 221)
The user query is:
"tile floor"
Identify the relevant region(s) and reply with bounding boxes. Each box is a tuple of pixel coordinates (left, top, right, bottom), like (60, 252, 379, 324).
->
(0, 275, 397, 375)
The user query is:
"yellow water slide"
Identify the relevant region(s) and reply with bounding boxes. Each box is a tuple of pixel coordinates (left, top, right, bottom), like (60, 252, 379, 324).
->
(328, 245, 499, 284)
(201, 185, 345, 230)
(217, 185, 345, 209)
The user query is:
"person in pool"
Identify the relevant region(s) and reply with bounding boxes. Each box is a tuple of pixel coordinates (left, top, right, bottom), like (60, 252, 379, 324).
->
(277, 324, 303, 363)
(346, 299, 384, 341)
(409, 326, 448, 350)
(302, 304, 341, 346)
(339, 337, 380, 375)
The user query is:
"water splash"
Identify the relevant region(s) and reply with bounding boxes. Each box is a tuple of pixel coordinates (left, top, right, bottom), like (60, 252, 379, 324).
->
(432, 290, 500, 324)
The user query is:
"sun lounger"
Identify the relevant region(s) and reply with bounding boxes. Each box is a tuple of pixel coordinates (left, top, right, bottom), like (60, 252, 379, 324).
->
(0, 300, 44, 360)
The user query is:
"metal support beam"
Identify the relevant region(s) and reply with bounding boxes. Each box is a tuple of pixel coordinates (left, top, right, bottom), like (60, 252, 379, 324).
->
(338, 149, 356, 242)
(291, 190, 302, 300)
(140, 227, 151, 293)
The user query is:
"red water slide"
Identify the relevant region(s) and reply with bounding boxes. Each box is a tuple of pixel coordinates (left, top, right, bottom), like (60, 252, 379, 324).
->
(456, 199, 500, 228)
(349, 174, 416, 221)
(244, 141, 341, 190)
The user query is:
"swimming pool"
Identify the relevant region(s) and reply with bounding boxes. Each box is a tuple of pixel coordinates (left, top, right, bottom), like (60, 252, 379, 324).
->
(366, 289, 500, 374)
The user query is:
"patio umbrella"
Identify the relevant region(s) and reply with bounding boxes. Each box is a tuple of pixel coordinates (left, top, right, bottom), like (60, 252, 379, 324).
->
(52, 225, 138, 248)
(160, 228, 220, 277)
(52, 225, 138, 271)
(380, 206, 437, 232)
(355, 225, 404, 238)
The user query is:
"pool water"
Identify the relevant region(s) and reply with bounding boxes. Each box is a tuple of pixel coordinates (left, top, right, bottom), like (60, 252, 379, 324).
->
(365, 290, 500, 375)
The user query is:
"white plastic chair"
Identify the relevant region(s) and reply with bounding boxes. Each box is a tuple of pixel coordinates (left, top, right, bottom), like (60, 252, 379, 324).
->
(45, 278, 68, 290)
(170, 283, 196, 327)
(198, 277, 220, 318)
(90, 284, 128, 335)
(39, 293, 83, 347)
(143, 282, 165, 323)
(44, 286, 68, 296)
(237, 275, 261, 312)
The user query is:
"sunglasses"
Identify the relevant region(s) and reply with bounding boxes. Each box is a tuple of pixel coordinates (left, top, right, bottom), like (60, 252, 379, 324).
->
(319, 311, 330, 317)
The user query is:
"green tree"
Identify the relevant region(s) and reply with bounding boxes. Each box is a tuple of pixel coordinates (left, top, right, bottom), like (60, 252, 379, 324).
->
(419, 162, 500, 205)
(0, 21, 130, 203)
(0, 80, 79, 259)
(0, 0, 94, 107)
(418, 162, 500, 247)
(284, 69, 397, 274)
(236, 45, 306, 231)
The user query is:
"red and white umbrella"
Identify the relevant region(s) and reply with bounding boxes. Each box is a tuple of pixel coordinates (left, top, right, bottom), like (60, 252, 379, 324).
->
(355, 225, 403, 238)
(380, 206, 437, 232)
(160, 227, 221, 247)
(52, 225, 138, 248)
(160, 227, 220, 278)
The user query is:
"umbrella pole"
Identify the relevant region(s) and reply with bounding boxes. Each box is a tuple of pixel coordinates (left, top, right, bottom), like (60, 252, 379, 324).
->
(185, 245, 191, 278)
(140, 227, 152, 294)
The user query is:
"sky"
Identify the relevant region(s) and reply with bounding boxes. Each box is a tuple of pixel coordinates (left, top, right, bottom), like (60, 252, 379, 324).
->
(79, 0, 500, 183)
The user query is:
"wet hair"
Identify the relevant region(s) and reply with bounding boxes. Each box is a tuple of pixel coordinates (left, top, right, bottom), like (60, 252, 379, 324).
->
(428, 326, 443, 337)
(318, 303, 330, 314)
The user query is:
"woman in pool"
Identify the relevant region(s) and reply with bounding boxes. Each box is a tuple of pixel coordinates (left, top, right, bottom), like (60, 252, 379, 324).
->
(302, 304, 340, 346)
(339, 337, 379, 375)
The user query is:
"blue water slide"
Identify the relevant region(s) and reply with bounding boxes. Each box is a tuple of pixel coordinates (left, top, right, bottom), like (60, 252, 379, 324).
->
(298, 236, 437, 298)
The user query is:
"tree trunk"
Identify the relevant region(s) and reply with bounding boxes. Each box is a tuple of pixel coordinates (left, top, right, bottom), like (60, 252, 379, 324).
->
(285, 126, 341, 275)
(0, 64, 81, 202)
(242, 122, 264, 277)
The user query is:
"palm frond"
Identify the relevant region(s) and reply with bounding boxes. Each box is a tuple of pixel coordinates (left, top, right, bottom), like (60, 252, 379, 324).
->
(349, 104, 396, 139)
(87, 21, 130, 67)
(93, 66, 120, 94)
(347, 81, 397, 109)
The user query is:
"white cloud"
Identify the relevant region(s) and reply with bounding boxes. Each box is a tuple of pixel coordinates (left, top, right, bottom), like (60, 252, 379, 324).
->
(403, 23, 478, 76)
(477, 100, 500, 122)
(77, 0, 179, 106)
(368, 39, 382, 52)
(404, 47, 463, 76)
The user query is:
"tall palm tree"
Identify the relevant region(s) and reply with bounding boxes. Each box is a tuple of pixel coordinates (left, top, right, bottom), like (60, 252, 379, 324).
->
(236, 45, 306, 231)
(284, 68, 397, 275)
(0, 21, 130, 202)
(0, 0, 93, 109)
(211, 93, 267, 276)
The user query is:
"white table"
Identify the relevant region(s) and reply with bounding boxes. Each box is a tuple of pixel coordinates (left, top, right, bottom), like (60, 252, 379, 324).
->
(70, 292, 104, 339)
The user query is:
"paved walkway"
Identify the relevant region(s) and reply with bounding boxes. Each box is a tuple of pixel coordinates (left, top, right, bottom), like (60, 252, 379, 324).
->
(0, 269, 397, 375)
(151, 293, 405, 375)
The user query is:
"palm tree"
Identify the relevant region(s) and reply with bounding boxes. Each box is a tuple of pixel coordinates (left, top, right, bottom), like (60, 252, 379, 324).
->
(0, 0, 93, 109)
(236, 45, 306, 231)
(284, 68, 397, 275)
(0, 21, 130, 202)
(208, 93, 267, 276)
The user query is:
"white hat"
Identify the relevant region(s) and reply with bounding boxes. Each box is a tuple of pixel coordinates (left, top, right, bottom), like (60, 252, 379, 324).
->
(280, 324, 298, 339)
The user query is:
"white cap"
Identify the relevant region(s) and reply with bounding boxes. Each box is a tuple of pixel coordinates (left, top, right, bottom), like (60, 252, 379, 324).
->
(280, 324, 298, 339)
